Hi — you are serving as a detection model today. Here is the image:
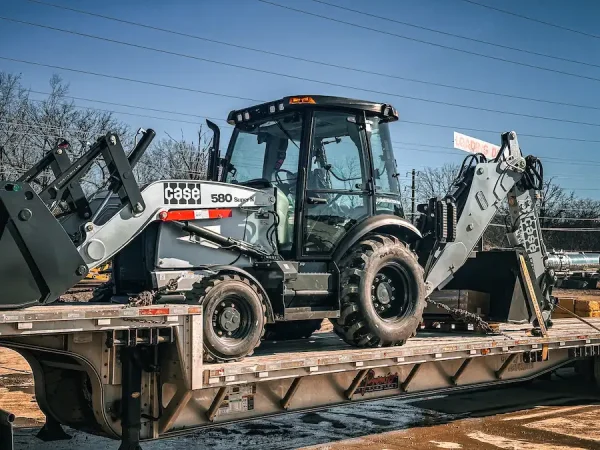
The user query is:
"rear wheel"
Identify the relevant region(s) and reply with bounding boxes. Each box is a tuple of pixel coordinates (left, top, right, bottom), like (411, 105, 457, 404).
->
(264, 319, 323, 341)
(185, 274, 267, 363)
(333, 234, 425, 347)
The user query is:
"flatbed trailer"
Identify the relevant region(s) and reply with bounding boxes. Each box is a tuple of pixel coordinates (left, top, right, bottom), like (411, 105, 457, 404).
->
(0, 303, 599, 450)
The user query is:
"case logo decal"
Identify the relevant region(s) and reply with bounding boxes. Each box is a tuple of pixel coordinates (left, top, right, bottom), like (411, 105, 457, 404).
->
(163, 182, 201, 205)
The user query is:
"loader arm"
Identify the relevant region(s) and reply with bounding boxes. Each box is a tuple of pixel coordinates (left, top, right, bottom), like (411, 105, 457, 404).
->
(423, 131, 547, 296)
(77, 181, 276, 269)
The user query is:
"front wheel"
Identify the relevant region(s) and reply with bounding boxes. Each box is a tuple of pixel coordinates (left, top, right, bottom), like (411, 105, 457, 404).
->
(185, 274, 267, 363)
(333, 234, 425, 348)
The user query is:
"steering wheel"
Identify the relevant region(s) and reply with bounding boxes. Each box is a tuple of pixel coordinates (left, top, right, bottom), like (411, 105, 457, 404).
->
(275, 169, 296, 184)
(274, 169, 297, 196)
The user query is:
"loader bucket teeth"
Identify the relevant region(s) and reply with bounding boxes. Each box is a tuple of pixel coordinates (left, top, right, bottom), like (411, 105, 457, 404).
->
(0, 181, 87, 309)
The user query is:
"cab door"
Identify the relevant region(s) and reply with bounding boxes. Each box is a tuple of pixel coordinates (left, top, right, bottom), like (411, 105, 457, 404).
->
(300, 110, 372, 256)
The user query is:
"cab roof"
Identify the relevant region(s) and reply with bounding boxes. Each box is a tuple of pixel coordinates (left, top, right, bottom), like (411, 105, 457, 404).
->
(226, 95, 399, 126)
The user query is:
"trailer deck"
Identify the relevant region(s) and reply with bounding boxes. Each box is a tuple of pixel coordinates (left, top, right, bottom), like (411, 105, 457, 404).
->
(0, 302, 599, 449)
(207, 318, 600, 384)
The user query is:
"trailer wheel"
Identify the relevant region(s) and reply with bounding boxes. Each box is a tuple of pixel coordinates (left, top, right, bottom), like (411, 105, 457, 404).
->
(263, 320, 323, 341)
(186, 274, 266, 363)
(333, 234, 425, 347)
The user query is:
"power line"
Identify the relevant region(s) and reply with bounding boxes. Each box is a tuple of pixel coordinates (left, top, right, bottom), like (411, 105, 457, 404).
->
(0, 56, 261, 102)
(28, 90, 230, 124)
(4, 57, 600, 144)
(2, 118, 600, 170)
(393, 142, 594, 167)
(396, 143, 600, 167)
(6, 17, 600, 128)
(540, 217, 600, 221)
(4, 130, 600, 178)
(24, 0, 600, 113)
(26, 94, 600, 169)
(542, 228, 600, 232)
(1, 130, 109, 140)
(401, 120, 600, 143)
(4, 116, 600, 173)
(257, 0, 600, 84)
(310, 0, 600, 70)
(455, 0, 600, 40)
(26, 97, 213, 127)
(487, 223, 600, 231)
(0, 120, 89, 134)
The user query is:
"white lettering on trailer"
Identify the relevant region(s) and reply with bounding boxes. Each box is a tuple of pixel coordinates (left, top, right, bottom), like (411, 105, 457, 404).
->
(453, 132, 501, 159)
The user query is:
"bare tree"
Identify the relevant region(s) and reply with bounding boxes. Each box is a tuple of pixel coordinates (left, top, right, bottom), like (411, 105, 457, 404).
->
(0, 72, 130, 191)
(416, 163, 459, 203)
(411, 163, 600, 251)
(137, 126, 211, 183)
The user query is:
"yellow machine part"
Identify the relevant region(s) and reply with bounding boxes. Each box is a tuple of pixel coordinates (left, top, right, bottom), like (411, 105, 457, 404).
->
(86, 262, 112, 282)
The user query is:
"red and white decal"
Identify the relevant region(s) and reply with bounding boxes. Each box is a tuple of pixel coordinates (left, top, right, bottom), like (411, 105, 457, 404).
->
(159, 209, 233, 221)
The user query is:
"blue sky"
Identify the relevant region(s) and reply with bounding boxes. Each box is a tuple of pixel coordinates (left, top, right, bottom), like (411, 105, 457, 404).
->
(2, 0, 600, 197)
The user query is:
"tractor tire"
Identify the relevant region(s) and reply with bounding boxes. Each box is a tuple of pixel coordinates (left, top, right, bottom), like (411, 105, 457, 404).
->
(263, 320, 323, 341)
(186, 274, 267, 363)
(333, 233, 425, 348)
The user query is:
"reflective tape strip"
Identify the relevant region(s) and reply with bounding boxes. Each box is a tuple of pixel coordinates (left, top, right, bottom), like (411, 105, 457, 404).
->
(160, 209, 233, 221)
(140, 308, 170, 316)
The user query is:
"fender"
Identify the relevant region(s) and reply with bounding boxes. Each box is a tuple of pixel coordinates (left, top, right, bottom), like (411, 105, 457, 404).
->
(333, 215, 422, 263)
(211, 265, 275, 323)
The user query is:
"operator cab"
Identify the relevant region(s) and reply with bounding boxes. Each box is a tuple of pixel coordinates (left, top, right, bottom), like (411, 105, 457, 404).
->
(218, 95, 404, 257)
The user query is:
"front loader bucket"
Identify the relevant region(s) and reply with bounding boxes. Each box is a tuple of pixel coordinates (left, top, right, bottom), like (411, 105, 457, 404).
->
(0, 182, 87, 309)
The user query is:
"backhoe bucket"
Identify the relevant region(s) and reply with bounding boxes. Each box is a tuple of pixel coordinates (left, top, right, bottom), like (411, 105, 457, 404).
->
(0, 181, 87, 309)
(428, 249, 542, 323)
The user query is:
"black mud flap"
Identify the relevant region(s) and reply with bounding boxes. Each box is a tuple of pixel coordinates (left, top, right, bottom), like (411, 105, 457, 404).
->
(430, 249, 543, 323)
(0, 181, 87, 309)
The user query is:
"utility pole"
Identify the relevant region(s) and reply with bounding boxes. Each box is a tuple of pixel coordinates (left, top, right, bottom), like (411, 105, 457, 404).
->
(411, 168, 416, 224)
(540, 195, 546, 230)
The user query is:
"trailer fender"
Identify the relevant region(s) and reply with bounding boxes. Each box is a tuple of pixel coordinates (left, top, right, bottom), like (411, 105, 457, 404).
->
(211, 265, 276, 323)
(333, 215, 422, 263)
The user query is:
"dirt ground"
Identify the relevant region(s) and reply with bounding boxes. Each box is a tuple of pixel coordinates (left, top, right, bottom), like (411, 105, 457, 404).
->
(0, 348, 43, 427)
(554, 288, 600, 300)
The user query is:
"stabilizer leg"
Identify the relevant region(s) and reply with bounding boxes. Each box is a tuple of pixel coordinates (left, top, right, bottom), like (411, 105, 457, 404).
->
(36, 415, 72, 441)
(119, 347, 143, 450)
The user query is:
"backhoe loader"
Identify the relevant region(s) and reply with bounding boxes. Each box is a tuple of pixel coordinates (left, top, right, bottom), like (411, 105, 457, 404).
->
(0, 95, 554, 362)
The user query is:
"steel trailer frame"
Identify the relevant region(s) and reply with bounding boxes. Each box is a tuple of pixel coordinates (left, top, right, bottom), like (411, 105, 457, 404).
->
(0, 303, 598, 450)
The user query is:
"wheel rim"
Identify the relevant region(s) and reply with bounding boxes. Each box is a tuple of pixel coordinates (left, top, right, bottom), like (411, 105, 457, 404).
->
(211, 294, 253, 341)
(371, 263, 412, 320)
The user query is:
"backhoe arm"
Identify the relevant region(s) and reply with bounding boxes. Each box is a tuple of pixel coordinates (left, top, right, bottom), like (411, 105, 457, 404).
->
(422, 131, 531, 295)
